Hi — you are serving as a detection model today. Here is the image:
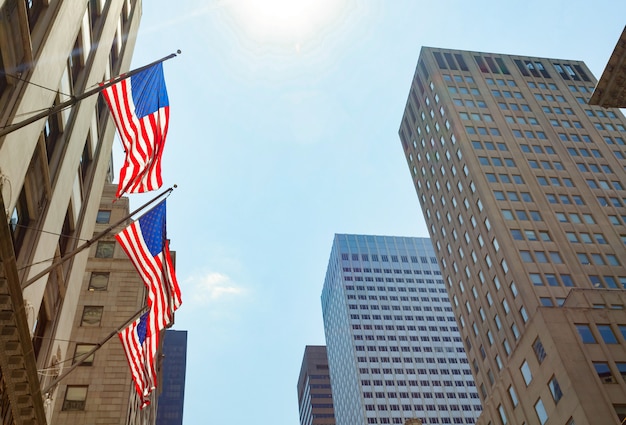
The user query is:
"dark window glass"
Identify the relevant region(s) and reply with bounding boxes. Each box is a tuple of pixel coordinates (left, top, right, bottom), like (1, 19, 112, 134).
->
(576, 324, 596, 343)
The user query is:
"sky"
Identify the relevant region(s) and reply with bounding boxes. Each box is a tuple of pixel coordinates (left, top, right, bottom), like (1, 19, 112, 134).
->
(116, 2, 626, 424)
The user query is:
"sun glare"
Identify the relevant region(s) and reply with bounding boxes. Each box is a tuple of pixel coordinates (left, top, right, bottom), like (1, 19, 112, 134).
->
(226, 0, 346, 47)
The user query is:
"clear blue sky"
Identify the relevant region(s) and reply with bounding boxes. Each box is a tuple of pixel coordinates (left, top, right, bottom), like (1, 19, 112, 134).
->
(117, 2, 625, 424)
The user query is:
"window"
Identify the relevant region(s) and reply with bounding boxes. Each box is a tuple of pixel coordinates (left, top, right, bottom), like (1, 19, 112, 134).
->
(95, 241, 115, 258)
(548, 376, 563, 403)
(96, 210, 111, 224)
(63, 386, 88, 411)
(616, 363, 626, 381)
(74, 344, 96, 366)
(594, 362, 615, 383)
(81, 306, 103, 326)
(534, 398, 548, 425)
(520, 360, 532, 386)
(576, 324, 596, 343)
(88, 272, 109, 291)
(533, 338, 546, 363)
(598, 325, 618, 344)
(498, 404, 508, 424)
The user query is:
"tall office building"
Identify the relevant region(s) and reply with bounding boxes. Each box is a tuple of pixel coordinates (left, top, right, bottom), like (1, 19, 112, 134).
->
(48, 183, 157, 424)
(0, 1, 140, 424)
(297, 345, 335, 425)
(398, 47, 626, 424)
(157, 329, 188, 425)
(321, 234, 482, 425)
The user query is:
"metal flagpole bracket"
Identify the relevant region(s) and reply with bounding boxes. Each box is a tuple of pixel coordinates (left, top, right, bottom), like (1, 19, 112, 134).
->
(21, 185, 176, 289)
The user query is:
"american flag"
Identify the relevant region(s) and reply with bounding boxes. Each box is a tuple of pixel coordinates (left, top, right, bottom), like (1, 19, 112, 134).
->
(116, 200, 182, 334)
(118, 311, 156, 407)
(101, 63, 170, 198)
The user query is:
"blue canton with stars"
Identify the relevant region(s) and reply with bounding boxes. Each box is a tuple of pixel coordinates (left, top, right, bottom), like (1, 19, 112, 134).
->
(131, 63, 169, 119)
(138, 200, 166, 257)
(136, 311, 149, 345)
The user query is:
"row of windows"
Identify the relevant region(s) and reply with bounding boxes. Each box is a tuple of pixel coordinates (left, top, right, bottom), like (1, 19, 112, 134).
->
(510, 228, 551, 242)
(343, 267, 443, 276)
(519, 250, 565, 265)
(493, 190, 534, 202)
(345, 277, 446, 284)
(505, 115, 539, 126)
(365, 403, 479, 412)
(466, 126, 501, 137)
(448, 86, 480, 96)
(541, 105, 575, 115)
(529, 273, 574, 288)
(349, 306, 452, 315)
(528, 81, 559, 90)
(470, 140, 509, 151)
(523, 154, 563, 171)
(576, 252, 621, 266)
(486, 173, 524, 184)
(593, 361, 626, 384)
(346, 286, 446, 294)
(367, 416, 475, 424)
(501, 209, 542, 221)
(497, 101, 531, 112)
(459, 112, 494, 122)
(576, 323, 626, 345)
(348, 295, 446, 303)
(351, 317, 456, 326)
(349, 304, 452, 314)
(344, 268, 439, 276)
(350, 322, 461, 338)
(485, 77, 516, 87)
(452, 98, 487, 109)
(585, 108, 619, 119)
(533, 92, 568, 103)
(567, 146, 603, 158)
(478, 156, 516, 167)
(491, 89, 524, 99)
(586, 178, 624, 190)
(364, 389, 476, 399)
(545, 192, 584, 205)
(360, 374, 473, 386)
(356, 354, 467, 364)
(443, 74, 476, 84)
(356, 354, 463, 363)
(355, 336, 458, 347)
(534, 174, 575, 188)
(608, 215, 626, 227)
(512, 128, 547, 139)
(341, 253, 438, 264)
(594, 121, 626, 132)
(521, 143, 556, 155)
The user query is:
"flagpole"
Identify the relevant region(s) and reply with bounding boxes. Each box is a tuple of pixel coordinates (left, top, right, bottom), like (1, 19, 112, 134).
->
(41, 306, 148, 395)
(0, 51, 181, 138)
(22, 185, 177, 289)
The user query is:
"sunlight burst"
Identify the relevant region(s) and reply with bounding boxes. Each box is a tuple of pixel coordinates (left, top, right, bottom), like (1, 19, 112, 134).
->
(227, 0, 346, 46)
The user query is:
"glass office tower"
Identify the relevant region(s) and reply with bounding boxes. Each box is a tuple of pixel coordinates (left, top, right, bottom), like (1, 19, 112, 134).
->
(399, 47, 626, 424)
(321, 234, 481, 425)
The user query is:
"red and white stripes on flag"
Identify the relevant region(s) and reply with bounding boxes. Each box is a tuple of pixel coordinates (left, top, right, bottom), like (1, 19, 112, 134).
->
(118, 311, 156, 408)
(115, 200, 182, 334)
(101, 63, 170, 198)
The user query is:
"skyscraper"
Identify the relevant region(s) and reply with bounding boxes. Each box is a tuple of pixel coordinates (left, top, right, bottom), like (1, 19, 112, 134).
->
(321, 234, 481, 425)
(48, 184, 157, 424)
(297, 345, 335, 425)
(399, 47, 626, 424)
(0, 1, 140, 423)
(157, 329, 188, 425)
